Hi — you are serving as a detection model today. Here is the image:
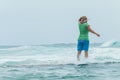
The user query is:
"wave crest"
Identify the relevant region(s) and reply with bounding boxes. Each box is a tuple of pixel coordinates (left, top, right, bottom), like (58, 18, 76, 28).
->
(100, 40, 120, 47)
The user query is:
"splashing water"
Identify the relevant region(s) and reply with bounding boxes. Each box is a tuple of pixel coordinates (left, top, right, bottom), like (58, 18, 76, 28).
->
(0, 41, 120, 80)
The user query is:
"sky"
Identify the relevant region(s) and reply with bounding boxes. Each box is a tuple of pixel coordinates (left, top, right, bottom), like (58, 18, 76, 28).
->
(0, 0, 120, 45)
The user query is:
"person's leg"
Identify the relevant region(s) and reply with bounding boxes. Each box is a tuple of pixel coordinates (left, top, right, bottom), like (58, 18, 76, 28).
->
(77, 51, 81, 61)
(83, 40, 89, 58)
(85, 51, 88, 58)
(77, 40, 83, 61)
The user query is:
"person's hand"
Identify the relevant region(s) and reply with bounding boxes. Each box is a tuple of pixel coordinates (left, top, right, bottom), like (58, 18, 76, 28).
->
(96, 33, 100, 37)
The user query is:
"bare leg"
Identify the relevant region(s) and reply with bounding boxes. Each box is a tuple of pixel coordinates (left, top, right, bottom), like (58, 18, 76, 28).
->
(77, 51, 81, 61)
(85, 51, 88, 58)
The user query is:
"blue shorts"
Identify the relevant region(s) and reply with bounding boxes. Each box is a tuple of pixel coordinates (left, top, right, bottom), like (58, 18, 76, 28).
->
(77, 40, 89, 51)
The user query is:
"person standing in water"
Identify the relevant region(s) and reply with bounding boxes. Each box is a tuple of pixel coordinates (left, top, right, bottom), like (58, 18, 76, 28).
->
(77, 16, 100, 61)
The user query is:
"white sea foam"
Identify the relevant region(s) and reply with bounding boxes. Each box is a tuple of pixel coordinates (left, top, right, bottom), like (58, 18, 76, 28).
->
(0, 42, 120, 66)
(100, 40, 120, 47)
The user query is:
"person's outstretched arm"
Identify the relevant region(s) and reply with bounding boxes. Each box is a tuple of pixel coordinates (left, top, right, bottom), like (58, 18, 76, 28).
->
(87, 26, 100, 37)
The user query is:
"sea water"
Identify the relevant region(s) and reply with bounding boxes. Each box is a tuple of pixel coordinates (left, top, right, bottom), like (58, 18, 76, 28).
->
(0, 41, 120, 80)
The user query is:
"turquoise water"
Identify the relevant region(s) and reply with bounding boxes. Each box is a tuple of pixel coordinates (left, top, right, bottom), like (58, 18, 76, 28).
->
(0, 41, 120, 80)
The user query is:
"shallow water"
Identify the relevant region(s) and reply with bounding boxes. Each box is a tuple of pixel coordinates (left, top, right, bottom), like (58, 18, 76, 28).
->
(0, 63, 120, 80)
(0, 41, 120, 80)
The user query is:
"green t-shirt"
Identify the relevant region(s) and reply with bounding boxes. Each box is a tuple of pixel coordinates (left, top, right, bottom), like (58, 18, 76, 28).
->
(78, 22, 89, 40)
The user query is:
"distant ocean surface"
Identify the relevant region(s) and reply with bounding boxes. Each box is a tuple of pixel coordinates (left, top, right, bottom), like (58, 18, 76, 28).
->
(0, 41, 120, 80)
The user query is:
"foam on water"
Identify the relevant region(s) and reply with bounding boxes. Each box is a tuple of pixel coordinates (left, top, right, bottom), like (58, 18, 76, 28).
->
(0, 41, 120, 67)
(100, 40, 120, 47)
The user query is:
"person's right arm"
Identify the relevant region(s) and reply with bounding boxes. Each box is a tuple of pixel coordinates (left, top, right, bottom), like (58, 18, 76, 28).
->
(87, 26, 100, 37)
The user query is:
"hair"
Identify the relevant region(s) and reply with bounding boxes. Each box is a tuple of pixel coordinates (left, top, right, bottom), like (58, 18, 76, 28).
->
(79, 16, 88, 23)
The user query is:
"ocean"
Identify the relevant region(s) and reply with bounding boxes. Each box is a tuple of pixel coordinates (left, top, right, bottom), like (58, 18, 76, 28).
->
(0, 41, 120, 80)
